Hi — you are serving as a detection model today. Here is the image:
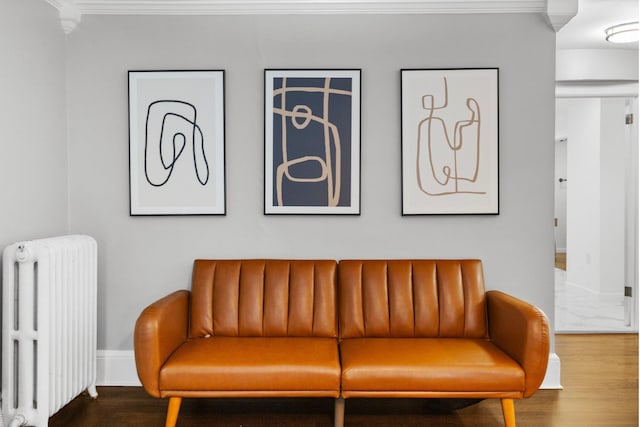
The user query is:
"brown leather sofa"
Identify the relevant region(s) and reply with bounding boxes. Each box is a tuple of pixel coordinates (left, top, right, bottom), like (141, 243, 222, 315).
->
(134, 259, 549, 427)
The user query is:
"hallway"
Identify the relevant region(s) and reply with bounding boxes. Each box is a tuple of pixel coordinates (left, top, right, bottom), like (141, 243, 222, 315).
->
(555, 253, 632, 332)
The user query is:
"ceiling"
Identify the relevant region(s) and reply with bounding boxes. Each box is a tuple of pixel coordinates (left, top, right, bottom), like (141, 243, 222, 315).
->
(557, 0, 639, 50)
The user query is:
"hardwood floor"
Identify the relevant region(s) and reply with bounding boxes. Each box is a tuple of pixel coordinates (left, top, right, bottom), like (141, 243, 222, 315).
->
(49, 334, 638, 427)
(555, 252, 566, 271)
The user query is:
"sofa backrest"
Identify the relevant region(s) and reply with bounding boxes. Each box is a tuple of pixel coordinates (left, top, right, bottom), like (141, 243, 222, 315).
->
(339, 260, 488, 339)
(190, 259, 338, 338)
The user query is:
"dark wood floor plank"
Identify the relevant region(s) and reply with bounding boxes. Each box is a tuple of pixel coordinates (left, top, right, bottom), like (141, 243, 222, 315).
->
(48, 334, 638, 426)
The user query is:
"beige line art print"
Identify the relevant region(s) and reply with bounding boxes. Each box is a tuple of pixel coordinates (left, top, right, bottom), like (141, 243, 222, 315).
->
(416, 76, 485, 196)
(272, 77, 351, 207)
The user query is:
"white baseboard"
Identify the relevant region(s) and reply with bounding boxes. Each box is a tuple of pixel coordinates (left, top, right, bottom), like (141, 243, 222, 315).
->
(97, 350, 563, 390)
(96, 350, 141, 386)
(540, 353, 562, 389)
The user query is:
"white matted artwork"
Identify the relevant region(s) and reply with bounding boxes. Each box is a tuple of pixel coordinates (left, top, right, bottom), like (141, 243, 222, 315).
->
(401, 68, 499, 215)
(128, 70, 226, 215)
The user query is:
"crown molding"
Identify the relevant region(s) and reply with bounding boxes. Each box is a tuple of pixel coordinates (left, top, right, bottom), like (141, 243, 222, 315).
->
(62, 0, 548, 15)
(44, 0, 576, 33)
(46, 0, 81, 34)
(545, 0, 577, 32)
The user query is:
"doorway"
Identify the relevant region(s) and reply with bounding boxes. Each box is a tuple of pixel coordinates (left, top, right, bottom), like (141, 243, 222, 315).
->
(554, 96, 638, 333)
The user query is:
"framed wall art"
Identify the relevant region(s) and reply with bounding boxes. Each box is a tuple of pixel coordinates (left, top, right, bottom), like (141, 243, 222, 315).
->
(128, 70, 226, 215)
(264, 69, 361, 215)
(401, 68, 499, 215)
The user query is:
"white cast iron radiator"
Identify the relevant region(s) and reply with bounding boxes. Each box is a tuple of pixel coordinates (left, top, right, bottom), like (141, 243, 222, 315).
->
(2, 235, 98, 427)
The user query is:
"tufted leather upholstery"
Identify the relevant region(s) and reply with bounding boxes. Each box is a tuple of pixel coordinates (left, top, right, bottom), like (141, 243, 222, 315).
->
(189, 259, 338, 338)
(134, 258, 549, 427)
(339, 259, 488, 339)
(338, 259, 550, 408)
(135, 259, 341, 403)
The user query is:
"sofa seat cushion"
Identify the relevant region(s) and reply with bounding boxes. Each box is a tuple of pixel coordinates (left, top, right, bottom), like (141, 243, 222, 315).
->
(340, 338, 524, 395)
(159, 337, 341, 396)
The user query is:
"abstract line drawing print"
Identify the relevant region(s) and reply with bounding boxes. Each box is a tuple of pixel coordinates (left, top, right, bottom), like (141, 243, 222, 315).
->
(144, 100, 209, 188)
(416, 77, 484, 196)
(271, 77, 352, 207)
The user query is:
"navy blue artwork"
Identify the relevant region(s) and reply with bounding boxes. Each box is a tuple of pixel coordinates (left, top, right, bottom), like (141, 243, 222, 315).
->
(271, 77, 353, 207)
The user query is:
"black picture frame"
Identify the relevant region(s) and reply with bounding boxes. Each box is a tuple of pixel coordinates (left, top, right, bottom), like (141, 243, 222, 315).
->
(401, 68, 499, 215)
(264, 69, 362, 215)
(128, 70, 226, 216)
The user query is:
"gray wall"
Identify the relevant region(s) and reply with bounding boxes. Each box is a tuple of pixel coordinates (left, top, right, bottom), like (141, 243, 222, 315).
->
(65, 13, 556, 351)
(0, 0, 68, 247)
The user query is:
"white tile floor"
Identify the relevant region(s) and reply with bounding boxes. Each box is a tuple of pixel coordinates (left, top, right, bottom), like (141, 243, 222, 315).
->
(554, 268, 634, 333)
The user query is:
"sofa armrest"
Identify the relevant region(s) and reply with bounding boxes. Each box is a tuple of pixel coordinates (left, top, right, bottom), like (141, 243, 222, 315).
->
(134, 290, 189, 397)
(486, 290, 550, 397)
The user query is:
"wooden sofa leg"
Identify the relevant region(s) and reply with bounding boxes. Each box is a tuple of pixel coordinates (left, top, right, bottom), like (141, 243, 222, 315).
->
(501, 398, 516, 427)
(165, 397, 182, 427)
(334, 397, 345, 427)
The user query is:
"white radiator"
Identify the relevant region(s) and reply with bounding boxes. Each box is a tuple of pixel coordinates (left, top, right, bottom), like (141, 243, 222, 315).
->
(2, 235, 98, 427)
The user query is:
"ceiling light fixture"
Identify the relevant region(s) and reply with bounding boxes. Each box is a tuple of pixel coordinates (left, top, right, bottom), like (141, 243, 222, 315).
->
(605, 21, 639, 43)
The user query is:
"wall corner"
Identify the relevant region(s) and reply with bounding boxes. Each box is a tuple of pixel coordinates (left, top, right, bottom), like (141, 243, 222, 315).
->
(45, 0, 81, 34)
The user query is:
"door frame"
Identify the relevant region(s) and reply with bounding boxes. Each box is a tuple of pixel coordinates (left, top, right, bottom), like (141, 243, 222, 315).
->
(556, 83, 638, 332)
